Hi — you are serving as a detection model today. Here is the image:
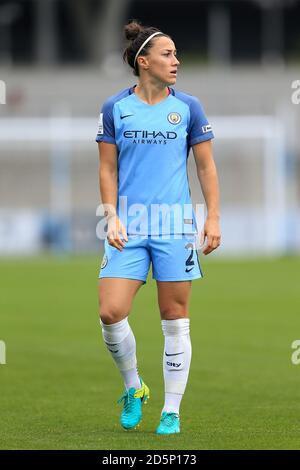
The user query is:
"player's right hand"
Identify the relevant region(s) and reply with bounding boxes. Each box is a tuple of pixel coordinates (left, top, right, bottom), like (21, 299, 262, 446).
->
(107, 215, 128, 251)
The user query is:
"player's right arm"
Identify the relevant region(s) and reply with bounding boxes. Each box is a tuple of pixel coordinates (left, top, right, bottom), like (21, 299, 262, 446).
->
(98, 141, 128, 251)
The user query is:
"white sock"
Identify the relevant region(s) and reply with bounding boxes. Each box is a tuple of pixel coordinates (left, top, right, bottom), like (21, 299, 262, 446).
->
(100, 317, 141, 390)
(161, 318, 192, 415)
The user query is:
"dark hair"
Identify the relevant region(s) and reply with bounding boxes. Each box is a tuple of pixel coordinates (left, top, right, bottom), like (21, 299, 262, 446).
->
(122, 19, 170, 76)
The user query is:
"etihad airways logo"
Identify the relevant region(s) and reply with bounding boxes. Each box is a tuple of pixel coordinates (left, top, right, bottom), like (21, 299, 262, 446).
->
(123, 130, 177, 145)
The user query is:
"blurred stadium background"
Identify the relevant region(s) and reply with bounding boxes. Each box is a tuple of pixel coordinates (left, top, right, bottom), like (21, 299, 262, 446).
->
(0, 0, 300, 256)
(1, 0, 300, 450)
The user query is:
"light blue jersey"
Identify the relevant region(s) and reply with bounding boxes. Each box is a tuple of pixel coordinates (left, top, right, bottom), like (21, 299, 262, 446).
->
(96, 85, 214, 235)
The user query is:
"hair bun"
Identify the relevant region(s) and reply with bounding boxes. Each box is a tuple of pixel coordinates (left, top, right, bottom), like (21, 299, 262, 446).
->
(124, 20, 143, 41)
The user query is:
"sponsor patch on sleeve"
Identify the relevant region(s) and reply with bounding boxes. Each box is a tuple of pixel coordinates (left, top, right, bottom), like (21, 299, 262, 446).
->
(202, 124, 212, 133)
(97, 113, 103, 135)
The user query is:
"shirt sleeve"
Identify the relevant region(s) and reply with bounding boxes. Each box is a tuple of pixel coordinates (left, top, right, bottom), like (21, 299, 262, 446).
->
(187, 97, 214, 146)
(95, 98, 116, 144)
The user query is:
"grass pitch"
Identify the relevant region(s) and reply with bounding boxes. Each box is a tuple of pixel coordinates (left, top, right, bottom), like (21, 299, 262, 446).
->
(0, 254, 300, 449)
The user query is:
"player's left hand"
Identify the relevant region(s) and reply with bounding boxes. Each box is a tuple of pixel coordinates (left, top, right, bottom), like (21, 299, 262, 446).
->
(200, 217, 221, 255)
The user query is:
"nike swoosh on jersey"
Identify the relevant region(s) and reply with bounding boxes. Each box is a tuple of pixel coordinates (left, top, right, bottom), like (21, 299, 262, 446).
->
(120, 114, 134, 119)
(165, 352, 184, 357)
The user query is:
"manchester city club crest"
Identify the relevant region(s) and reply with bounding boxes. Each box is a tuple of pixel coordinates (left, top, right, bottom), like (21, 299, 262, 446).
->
(167, 112, 181, 124)
(101, 254, 108, 269)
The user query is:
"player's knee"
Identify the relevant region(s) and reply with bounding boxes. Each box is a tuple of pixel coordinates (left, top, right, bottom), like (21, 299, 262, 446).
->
(99, 305, 129, 325)
(160, 304, 189, 320)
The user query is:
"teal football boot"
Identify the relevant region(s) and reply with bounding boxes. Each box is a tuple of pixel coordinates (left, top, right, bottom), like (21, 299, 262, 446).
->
(155, 412, 180, 435)
(117, 378, 150, 430)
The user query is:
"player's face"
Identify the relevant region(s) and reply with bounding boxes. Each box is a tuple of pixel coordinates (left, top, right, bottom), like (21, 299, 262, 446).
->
(143, 37, 180, 85)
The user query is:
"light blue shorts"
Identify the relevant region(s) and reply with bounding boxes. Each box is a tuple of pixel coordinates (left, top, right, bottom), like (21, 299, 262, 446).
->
(98, 233, 203, 284)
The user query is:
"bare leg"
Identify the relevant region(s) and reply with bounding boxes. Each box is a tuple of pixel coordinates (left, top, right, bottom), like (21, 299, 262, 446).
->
(157, 280, 191, 320)
(98, 278, 144, 324)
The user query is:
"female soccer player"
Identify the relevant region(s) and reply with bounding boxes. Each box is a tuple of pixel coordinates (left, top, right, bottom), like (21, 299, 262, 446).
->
(96, 20, 220, 435)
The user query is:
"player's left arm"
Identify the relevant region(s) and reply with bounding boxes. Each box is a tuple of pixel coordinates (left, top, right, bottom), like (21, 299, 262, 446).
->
(192, 139, 221, 255)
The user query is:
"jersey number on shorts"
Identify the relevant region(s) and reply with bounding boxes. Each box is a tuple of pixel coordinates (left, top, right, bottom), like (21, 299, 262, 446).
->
(185, 243, 195, 273)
